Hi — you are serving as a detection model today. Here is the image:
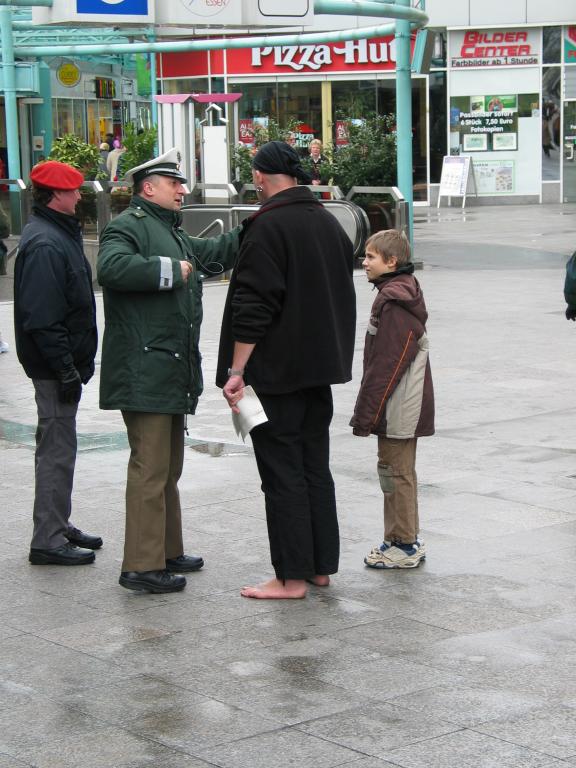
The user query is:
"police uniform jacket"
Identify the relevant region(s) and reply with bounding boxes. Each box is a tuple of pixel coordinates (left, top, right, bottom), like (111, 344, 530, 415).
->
(98, 196, 239, 415)
(14, 205, 97, 382)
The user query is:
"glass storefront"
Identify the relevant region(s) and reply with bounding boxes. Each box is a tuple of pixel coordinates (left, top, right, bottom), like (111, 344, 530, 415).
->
(542, 66, 561, 180)
(157, 25, 576, 205)
(52, 98, 87, 141)
(376, 78, 428, 201)
(563, 101, 576, 201)
(52, 97, 151, 147)
(232, 81, 322, 142)
(564, 27, 576, 202)
(231, 77, 430, 200)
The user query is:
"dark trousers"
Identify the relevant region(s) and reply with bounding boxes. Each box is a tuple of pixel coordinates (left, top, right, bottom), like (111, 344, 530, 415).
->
(31, 379, 78, 549)
(121, 412, 185, 572)
(250, 386, 339, 581)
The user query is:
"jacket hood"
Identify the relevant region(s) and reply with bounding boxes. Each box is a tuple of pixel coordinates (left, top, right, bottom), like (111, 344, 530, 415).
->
(375, 272, 428, 326)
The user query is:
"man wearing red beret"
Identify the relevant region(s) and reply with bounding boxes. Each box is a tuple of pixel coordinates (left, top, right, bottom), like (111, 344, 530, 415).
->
(14, 160, 102, 566)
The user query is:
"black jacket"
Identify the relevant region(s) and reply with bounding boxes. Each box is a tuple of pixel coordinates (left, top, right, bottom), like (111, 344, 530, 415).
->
(14, 205, 97, 382)
(216, 186, 356, 394)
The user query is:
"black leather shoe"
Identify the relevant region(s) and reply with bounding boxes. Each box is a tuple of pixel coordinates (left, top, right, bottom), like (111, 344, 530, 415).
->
(165, 554, 204, 573)
(29, 543, 95, 566)
(66, 526, 103, 550)
(119, 570, 186, 593)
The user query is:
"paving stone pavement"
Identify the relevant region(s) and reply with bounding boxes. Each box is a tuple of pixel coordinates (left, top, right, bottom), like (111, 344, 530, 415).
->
(0, 203, 576, 767)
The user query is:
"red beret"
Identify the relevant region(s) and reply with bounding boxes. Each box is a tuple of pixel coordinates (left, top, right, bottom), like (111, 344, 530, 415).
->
(29, 161, 84, 190)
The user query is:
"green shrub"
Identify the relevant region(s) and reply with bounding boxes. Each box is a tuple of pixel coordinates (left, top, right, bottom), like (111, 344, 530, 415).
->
(231, 118, 302, 184)
(331, 114, 397, 191)
(120, 123, 157, 175)
(49, 134, 105, 180)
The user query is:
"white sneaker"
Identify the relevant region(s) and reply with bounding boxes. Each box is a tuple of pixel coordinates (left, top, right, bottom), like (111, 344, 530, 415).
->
(0, 339, 9, 353)
(364, 539, 426, 569)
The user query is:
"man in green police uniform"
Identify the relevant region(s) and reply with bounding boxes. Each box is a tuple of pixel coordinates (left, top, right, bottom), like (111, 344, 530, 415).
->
(98, 148, 239, 593)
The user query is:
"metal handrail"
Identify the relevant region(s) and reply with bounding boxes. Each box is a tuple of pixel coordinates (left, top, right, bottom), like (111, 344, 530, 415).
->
(192, 182, 239, 202)
(345, 185, 405, 201)
(0, 178, 28, 234)
(195, 218, 224, 238)
(344, 185, 409, 241)
(0, 178, 26, 190)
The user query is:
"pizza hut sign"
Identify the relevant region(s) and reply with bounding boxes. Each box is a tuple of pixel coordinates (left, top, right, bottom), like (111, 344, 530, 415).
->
(249, 38, 397, 73)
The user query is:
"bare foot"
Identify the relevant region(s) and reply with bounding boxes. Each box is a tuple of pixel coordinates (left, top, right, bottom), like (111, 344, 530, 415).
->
(240, 578, 307, 599)
(307, 575, 330, 586)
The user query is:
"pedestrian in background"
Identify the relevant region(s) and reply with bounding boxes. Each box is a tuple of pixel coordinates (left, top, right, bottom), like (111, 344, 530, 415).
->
(218, 140, 356, 599)
(98, 148, 240, 594)
(13, 161, 102, 565)
(98, 141, 110, 176)
(350, 229, 434, 569)
(107, 138, 125, 182)
(307, 139, 331, 186)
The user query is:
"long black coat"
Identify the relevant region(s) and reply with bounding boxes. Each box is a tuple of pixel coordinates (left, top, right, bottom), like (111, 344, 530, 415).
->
(14, 205, 97, 382)
(216, 185, 356, 394)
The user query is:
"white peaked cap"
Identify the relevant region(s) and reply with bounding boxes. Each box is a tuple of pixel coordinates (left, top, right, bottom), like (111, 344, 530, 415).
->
(124, 147, 187, 185)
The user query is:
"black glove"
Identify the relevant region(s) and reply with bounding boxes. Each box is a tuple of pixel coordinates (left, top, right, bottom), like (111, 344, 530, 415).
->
(566, 307, 576, 321)
(56, 364, 82, 404)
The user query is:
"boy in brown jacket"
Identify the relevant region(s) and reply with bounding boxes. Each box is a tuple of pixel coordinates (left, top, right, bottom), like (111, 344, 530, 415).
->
(350, 230, 434, 568)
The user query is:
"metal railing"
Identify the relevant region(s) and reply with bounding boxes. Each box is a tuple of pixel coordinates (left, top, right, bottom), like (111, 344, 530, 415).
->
(0, 179, 408, 247)
(0, 178, 28, 235)
(345, 186, 409, 241)
(180, 199, 370, 261)
(238, 183, 345, 202)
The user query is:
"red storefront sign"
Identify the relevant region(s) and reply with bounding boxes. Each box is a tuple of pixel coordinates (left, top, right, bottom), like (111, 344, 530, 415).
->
(335, 120, 350, 146)
(238, 118, 254, 145)
(160, 36, 405, 78)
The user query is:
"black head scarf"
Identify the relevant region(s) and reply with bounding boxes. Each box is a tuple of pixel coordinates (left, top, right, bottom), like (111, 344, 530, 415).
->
(252, 140, 312, 184)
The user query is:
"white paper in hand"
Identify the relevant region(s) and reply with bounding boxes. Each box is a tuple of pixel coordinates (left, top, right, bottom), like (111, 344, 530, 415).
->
(232, 385, 268, 441)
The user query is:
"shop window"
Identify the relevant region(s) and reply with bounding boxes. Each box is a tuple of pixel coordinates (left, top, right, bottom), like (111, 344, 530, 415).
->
(277, 81, 322, 142)
(431, 31, 447, 69)
(95, 101, 113, 146)
(543, 27, 561, 65)
(86, 102, 97, 145)
(162, 78, 208, 94)
(136, 104, 153, 130)
(231, 82, 279, 120)
(333, 80, 377, 121)
(52, 106, 59, 144)
(73, 100, 86, 141)
(377, 78, 428, 201)
(449, 93, 529, 156)
(542, 66, 561, 180)
(429, 71, 446, 183)
(211, 77, 225, 93)
(566, 68, 576, 99)
(56, 99, 74, 137)
(563, 101, 576, 202)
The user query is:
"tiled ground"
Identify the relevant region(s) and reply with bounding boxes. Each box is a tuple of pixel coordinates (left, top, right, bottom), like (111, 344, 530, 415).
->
(0, 203, 575, 767)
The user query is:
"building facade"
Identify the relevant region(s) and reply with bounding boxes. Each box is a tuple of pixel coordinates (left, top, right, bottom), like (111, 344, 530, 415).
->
(157, 0, 575, 204)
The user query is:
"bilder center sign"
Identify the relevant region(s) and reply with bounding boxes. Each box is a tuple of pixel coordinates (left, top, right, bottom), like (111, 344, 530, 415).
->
(450, 29, 539, 67)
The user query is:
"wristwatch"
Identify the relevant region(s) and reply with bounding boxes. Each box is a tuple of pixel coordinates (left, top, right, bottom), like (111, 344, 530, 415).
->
(227, 368, 244, 377)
